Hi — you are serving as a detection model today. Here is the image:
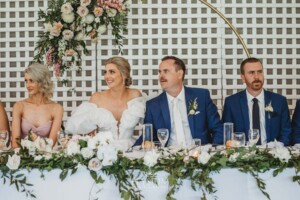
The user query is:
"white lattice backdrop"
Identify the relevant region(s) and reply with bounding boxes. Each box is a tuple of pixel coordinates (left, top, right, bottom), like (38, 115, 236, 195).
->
(0, 0, 299, 125)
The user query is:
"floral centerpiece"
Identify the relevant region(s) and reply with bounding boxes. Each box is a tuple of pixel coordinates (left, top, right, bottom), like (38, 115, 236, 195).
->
(33, 0, 129, 85)
(1, 134, 300, 200)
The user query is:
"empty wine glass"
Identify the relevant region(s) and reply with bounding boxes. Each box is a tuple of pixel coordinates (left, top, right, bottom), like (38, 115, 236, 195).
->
(248, 129, 260, 146)
(233, 132, 246, 147)
(157, 128, 169, 148)
(0, 130, 9, 150)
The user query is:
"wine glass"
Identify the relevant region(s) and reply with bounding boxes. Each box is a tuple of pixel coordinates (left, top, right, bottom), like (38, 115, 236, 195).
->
(248, 129, 260, 146)
(157, 128, 169, 148)
(233, 132, 246, 147)
(0, 130, 9, 150)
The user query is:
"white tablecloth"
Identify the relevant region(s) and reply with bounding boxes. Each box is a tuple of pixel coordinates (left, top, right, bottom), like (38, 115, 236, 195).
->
(0, 168, 299, 200)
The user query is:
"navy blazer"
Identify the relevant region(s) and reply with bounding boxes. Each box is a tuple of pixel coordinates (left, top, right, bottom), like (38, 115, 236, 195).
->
(292, 100, 300, 144)
(222, 90, 291, 146)
(135, 86, 223, 146)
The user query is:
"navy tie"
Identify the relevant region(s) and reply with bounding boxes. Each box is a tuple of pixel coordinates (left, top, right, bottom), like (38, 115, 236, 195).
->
(252, 98, 261, 144)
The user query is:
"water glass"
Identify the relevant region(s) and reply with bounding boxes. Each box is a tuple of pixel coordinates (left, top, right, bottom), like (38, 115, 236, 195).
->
(232, 132, 246, 147)
(0, 130, 9, 150)
(224, 122, 234, 148)
(142, 124, 153, 150)
(157, 128, 169, 148)
(193, 138, 201, 147)
(248, 129, 260, 146)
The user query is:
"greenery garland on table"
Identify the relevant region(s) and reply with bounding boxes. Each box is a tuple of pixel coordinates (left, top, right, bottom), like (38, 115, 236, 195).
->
(0, 134, 300, 200)
(33, 0, 129, 85)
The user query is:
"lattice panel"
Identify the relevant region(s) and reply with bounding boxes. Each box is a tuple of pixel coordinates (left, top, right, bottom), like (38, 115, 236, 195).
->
(0, 0, 299, 126)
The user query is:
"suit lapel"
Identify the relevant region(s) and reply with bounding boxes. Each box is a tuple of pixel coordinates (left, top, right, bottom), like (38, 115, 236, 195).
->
(240, 90, 250, 131)
(185, 87, 195, 138)
(159, 92, 171, 132)
(264, 90, 271, 140)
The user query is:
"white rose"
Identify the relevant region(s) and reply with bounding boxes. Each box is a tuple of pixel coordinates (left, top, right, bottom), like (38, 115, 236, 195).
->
(62, 30, 74, 40)
(6, 154, 21, 170)
(197, 151, 211, 165)
(143, 150, 160, 167)
(270, 147, 291, 163)
(107, 8, 117, 17)
(34, 137, 47, 151)
(62, 12, 75, 23)
(50, 28, 61, 37)
(87, 137, 98, 149)
(85, 14, 95, 24)
(77, 6, 89, 17)
(66, 141, 81, 155)
(61, 3, 73, 14)
(94, 17, 100, 23)
(97, 131, 114, 146)
(97, 145, 118, 166)
(34, 155, 43, 161)
(81, 147, 94, 159)
(97, 25, 107, 35)
(88, 158, 102, 171)
(81, 0, 91, 7)
(229, 152, 239, 163)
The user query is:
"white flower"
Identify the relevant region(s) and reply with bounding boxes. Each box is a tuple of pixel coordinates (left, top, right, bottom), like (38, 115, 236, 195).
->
(62, 30, 74, 40)
(87, 137, 98, 149)
(229, 152, 240, 162)
(143, 150, 160, 167)
(14, 148, 20, 155)
(188, 98, 200, 116)
(197, 151, 211, 165)
(50, 28, 61, 37)
(265, 101, 274, 119)
(75, 32, 85, 41)
(61, 3, 73, 14)
(86, 25, 93, 32)
(34, 155, 43, 161)
(62, 12, 75, 23)
(80, 0, 91, 7)
(107, 8, 117, 17)
(77, 6, 89, 17)
(34, 137, 46, 151)
(85, 14, 95, 24)
(97, 145, 118, 166)
(270, 147, 291, 163)
(81, 147, 94, 159)
(88, 158, 102, 171)
(6, 154, 21, 170)
(96, 131, 114, 146)
(66, 141, 81, 155)
(97, 25, 107, 34)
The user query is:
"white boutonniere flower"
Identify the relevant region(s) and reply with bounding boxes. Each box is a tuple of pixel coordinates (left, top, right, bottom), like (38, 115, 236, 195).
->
(265, 101, 274, 119)
(188, 98, 200, 116)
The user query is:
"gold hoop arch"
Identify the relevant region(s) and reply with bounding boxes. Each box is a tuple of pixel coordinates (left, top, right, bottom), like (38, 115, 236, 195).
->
(200, 0, 251, 58)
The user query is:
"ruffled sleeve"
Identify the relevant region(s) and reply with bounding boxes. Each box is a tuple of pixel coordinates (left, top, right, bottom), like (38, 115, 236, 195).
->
(65, 102, 118, 135)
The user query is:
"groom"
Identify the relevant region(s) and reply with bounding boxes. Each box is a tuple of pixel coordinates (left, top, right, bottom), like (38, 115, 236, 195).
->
(135, 56, 223, 147)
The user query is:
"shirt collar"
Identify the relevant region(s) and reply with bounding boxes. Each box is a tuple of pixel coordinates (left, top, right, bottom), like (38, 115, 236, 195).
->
(246, 89, 264, 103)
(166, 86, 185, 103)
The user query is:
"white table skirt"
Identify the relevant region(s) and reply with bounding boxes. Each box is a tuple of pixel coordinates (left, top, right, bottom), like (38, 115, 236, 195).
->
(0, 168, 299, 200)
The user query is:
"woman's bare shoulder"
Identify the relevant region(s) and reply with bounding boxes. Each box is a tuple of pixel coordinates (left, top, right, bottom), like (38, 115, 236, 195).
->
(89, 91, 107, 104)
(128, 88, 142, 98)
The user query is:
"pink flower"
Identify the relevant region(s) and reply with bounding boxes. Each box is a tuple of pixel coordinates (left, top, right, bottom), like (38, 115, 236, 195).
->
(93, 6, 103, 17)
(45, 48, 54, 65)
(77, 6, 89, 17)
(53, 62, 61, 77)
(81, 0, 91, 7)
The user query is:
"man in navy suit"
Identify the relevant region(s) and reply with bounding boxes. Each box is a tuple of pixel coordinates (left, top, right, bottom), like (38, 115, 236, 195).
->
(292, 100, 300, 144)
(136, 56, 223, 147)
(222, 57, 291, 146)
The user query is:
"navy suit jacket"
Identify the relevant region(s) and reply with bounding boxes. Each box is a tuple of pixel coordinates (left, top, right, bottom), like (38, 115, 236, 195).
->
(222, 90, 291, 146)
(292, 100, 300, 144)
(135, 86, 223, 146)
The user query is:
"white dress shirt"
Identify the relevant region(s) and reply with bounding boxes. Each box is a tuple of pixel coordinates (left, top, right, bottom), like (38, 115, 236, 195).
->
(246, 90, 267, 144)
(166, 87, 193, 147)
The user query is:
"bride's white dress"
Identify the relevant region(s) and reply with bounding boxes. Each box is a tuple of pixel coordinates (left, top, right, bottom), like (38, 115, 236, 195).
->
(65, 97, 146, 150)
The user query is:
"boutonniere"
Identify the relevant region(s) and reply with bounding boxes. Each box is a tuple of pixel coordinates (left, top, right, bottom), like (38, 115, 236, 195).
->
(188, 98, 200, 116)
(265, 101, 273, 119)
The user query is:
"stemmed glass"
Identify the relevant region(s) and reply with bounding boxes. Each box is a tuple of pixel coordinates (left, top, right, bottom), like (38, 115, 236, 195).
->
(248, 129, 260, 146)
(157, 128, 169, 148)
(0, 130, 9, 150)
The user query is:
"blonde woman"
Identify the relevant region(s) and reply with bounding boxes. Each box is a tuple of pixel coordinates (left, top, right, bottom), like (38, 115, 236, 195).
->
(65, 57, 145, 150)
(11, 63, 63, 148)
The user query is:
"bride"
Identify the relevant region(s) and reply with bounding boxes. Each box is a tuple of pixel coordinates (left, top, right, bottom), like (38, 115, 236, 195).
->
(65, 56, 145, 150)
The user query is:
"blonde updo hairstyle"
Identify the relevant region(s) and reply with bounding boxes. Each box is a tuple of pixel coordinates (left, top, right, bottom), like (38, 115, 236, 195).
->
(24, 63, 54, 99)
(104, 56, 132, 87)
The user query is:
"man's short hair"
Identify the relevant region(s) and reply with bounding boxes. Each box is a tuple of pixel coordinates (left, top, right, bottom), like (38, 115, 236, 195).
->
(240, 57, 263, 74)
(161, 56, 186, 80)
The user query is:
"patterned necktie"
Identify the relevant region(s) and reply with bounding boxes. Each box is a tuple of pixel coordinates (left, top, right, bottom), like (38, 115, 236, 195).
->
(252, 98, 261, 144)
(172, 98, 186, 146)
